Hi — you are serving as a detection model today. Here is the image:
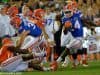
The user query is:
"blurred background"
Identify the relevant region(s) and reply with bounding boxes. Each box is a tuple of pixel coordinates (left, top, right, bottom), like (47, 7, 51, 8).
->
(0, 0, 100, 26)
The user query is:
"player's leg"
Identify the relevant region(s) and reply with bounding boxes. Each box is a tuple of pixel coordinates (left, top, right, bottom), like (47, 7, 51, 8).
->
(62, 55, 70, 67)
(71, 53, 79, 68)
(82, 48, 88, 67)
(13, 62, 28, 72)
(21, 52, 45, 62)
(0, 55, 23, 72)
(81, 40, 88, 66)
(45, 44, 51, 61)
(28, 60, 51, 71)
(68, 38, 83, 68)
(77, 49, 82, 64)
(50, 48, 70, 70)
(20, 36, 39, 49)
(58, 30, 71, 65)
(56, 48, 70, 63)
(22, 53, 34, 61)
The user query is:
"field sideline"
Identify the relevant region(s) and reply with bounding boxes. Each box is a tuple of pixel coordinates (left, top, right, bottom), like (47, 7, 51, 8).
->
(0, 60, 100, 75)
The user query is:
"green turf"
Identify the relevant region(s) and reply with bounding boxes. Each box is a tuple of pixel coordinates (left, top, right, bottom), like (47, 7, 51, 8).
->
(0, 60, 100, 75)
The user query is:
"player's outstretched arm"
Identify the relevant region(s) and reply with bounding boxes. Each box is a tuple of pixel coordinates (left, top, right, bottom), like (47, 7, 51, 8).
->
(16, 30, 30, 48)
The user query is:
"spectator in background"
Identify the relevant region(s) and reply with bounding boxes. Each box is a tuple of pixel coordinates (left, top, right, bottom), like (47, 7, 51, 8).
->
(32, 1, 40, 10)
(50, 6, 57, 20)
(86, 6, 94, 21)
(94, 17, 100, 26)
(18, 1, 25, 13)
(45, 7, 52, 19)
(38, 0, 45, 9)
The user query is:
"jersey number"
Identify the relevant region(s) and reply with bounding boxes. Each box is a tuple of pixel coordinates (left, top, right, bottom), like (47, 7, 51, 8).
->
(74, 20, 80, 29)
(28, 23, 36, 30)
(46, 19, 53, 26)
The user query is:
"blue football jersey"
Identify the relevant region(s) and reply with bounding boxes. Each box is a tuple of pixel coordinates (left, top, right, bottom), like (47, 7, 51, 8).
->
(62, 13, 83, 38)
(75, 10, 83, 18)
(18, 19, 42, 37)
(71, 13, 83, 37)
(62, 17, 70, 24)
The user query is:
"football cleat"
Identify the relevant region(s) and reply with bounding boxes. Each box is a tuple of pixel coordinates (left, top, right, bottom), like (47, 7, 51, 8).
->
(50, 61, 58, 71)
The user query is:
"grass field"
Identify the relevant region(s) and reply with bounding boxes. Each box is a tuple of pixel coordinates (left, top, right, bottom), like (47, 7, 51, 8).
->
(0, 60, 100, 75)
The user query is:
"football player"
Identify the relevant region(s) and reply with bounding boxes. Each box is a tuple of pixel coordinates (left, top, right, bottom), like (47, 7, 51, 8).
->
(0, 37, 51, 72)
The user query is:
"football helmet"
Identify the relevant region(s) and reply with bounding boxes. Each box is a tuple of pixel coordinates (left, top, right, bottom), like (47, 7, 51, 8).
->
(10, 16, 21, 29)
(7, 6, 18, 17)
(33, 9, 45, 20)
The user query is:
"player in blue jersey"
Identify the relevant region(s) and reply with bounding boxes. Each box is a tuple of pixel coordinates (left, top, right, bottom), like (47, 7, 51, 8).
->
(8, 16, 54, 72)
(50, 2, 85, 70)
(18, 18, 42, 37)
(62, 2, 83, 67)
(71, 1, 88, 66)
(10, 15, 43, 48)
(61, 1, 89, 67)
